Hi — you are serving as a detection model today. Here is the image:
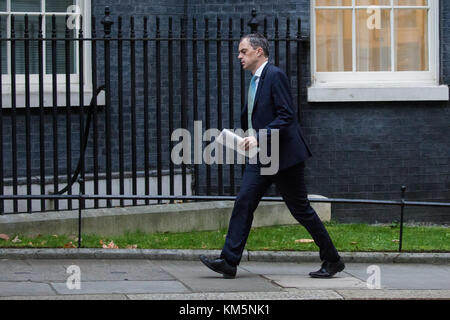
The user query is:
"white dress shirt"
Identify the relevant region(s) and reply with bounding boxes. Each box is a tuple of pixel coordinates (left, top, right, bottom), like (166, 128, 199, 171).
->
(253, 60, 268, 93)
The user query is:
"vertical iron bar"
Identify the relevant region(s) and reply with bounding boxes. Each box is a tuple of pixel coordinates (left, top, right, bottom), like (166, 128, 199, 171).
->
(275, 18, 279, 67)
(143, 16, 150, 205)
(130, 16, 137, 206)
(204, 18, 211, 195)
(51, 15, 59, 211)
(168, 17, 174, 203)
(10, 15, 18, 213)
(91, 16, 99, 208)
(117, 16, 124, 207)
(65, 15, 73, 210)
(228, 18, 234, 195)
(77, 178, 83, 248)
(180, 17, 187, 197)
(399, 186, 406, 252)
(286, 18, 290, 81)
(296, 18, 302, 123)
(24, 15, 32, 213)
(38, 15, 45, 211)
(192, 17, 199, 197)
(78, 16, 85, 210)
(156, 17, 162, 203)
(217, 18, 223, 196)
(102, 7, 113, 208)
(263, 17, 267, 39)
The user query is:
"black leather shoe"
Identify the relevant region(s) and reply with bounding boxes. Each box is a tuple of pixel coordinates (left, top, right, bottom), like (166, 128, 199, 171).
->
(309, 259, 345, 278)
(199, 255, 237, 279)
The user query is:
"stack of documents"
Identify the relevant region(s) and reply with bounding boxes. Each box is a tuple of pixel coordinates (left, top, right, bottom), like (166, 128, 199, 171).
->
(215, 129, 259, 159)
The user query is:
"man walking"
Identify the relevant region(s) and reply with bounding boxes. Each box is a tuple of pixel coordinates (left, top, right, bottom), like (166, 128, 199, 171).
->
(200, 33, 344, 279)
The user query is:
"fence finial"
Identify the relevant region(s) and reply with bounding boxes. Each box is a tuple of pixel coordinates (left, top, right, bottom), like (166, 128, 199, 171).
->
(248, 8, 259, 33)
(101, 6, 114, 37)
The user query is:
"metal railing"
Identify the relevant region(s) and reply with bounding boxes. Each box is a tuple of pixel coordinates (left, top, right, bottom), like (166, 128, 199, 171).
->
(1, 184, 449, 252)
(0, 7, 309, 214)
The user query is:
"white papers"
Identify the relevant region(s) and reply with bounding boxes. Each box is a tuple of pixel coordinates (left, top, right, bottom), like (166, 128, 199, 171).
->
(215, 129, 258, 158)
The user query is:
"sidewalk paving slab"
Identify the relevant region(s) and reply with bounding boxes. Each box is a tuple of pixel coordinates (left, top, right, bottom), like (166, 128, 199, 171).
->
(154, 260, 282, 293)
(0, 251, 449, 300)
(335, 290, 450, 300)
(263, 275, 367, 289)
(127, 289, 344, 300)
(0, 259, 175, 282)
(51, 280, 190, 295)
(0, 282, 56, 297)
(0, 294, 129, 300)
(342, 263, 450, 290)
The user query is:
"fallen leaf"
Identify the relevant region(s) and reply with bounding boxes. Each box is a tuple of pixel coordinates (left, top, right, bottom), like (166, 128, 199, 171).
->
(102, 240, 118, 249)
(0, 234, 9, 241)
(63, 241, 76, 248)
(126, 244, 138, 249)
(11, 236, 22, 243)
(110, 241, 119, 249)
(350, 241, 358, 245)
(295, 239, 314, 243)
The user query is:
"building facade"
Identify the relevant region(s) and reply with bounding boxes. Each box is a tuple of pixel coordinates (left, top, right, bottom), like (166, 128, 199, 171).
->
(0, 0, 449, 223)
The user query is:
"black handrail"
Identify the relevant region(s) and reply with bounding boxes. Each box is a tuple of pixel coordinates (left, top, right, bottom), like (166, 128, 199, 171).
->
(1, 187, 449, 250)
(55, 85, 105, 195)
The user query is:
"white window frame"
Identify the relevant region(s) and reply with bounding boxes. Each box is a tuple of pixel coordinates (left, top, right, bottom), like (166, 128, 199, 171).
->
(308, 0, 449, 102)
(0, 0, 97, 108)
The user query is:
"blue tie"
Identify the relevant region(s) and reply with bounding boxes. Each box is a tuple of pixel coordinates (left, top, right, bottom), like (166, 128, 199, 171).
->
(247, 75, 258, 136)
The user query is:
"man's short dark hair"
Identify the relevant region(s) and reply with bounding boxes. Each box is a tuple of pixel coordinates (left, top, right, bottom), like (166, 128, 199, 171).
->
(240, 33, 270, 58)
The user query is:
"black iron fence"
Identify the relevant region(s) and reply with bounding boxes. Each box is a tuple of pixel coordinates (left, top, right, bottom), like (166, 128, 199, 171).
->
(0, 7, 309, 214)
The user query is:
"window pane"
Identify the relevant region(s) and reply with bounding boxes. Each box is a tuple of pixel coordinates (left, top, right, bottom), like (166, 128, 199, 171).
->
(45, 16, 76, 74)
(395, 0, 428, 6)
(0, 0, 6, 12)
(395, 9, 428, 71)
(356, 0, 390, 5)
(356, 8, 391, 71)
(13, 15, 40, 74)
(46, 0, 74, 13)
(316, 0, 352, 6)
(12, 0, 41, 12)
(316, 9, 353, 72)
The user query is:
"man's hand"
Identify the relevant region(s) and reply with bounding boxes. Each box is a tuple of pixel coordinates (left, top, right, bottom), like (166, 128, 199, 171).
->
(239, 136, 258, 151)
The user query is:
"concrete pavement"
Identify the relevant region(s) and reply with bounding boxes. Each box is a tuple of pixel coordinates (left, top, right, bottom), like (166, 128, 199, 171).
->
(0, 249, 449, 300)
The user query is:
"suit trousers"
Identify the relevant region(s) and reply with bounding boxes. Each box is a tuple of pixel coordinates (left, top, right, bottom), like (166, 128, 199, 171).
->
(220, 161, 340, 266)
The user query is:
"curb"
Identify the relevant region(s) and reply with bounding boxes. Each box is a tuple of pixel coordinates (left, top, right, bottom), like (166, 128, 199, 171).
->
(1, 248, 449, 264)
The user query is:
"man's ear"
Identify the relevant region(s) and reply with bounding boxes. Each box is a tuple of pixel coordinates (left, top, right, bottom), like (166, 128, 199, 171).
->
(258, 47, 263, 57)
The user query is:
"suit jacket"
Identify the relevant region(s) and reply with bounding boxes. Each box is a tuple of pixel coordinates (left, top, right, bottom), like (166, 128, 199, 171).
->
(240, 62, 312, 172)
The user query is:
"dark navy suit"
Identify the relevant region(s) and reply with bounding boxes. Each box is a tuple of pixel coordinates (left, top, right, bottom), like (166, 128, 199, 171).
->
(242, 62, 312, 170)
(220, 63, 340, 266)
